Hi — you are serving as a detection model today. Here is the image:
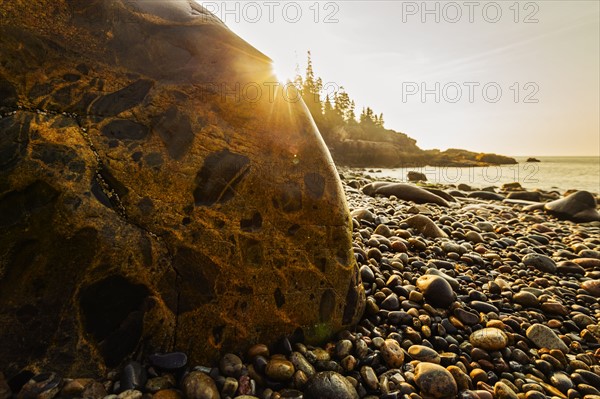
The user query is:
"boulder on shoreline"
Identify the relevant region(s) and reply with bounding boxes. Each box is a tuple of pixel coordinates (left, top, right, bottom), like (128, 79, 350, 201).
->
(0, 0, 365, 376)
(544, 191, 600, 222)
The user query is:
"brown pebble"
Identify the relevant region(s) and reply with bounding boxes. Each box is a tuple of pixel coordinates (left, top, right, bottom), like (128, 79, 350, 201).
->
(381, 339, 405, 368)
(470, 368, 488, 385)
(581, 280, 600, 297)
(470, 328, 508, 351)
(153, 390, 183, 399)
(247, 344, 269, 359)
(494, 381, 519, 399)
(414, 363, 457, 398)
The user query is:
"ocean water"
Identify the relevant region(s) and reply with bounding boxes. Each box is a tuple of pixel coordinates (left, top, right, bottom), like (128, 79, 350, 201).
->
(368, 156, 600, 194)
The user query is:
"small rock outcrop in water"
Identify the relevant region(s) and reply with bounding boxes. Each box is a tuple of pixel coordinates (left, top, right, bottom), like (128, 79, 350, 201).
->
(544, 190, 600, 222)
(527, 157, 542, 162)
(0, 0, 365, 376)
(407, 170, 427, 182)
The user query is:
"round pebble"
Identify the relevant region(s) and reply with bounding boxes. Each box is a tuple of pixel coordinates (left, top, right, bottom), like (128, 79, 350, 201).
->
(414, 362, 457, 398)
(470, 328, 508, 351)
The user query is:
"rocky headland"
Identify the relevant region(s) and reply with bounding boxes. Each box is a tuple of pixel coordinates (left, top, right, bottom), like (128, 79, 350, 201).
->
(4, 169, 599, 399)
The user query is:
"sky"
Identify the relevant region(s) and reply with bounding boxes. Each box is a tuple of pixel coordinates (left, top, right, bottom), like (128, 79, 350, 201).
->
(199, 1, 600, 157)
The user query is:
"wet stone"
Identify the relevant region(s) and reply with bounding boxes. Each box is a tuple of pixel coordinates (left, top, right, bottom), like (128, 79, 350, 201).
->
(414, 362, 457, 398)
(522, 253, 557, 274)
(117, 390, 142, 399)
(381, 338, 405, 368)
(470, 328, 508, 351)
(526, 324, 569, 352)
(265, 359, 295, 381)
(219, 353, 243, 377)
(416, 275, 454, 308)
(145, 376, 176, 393)
(181, 372, 219, 399)
(289, 352, 316, 378)
(513, 291, 539, 307)
(120, 362, 146, 392)
(381, 293, 400, 311)
(148, 352, 187, 370)
(17, 373, 61, 399)
(153, 390, 182, 399)
(494, 381, 518, 399)
(551, 372, 574, 393)
(303, 372, 358, 399)
(408, 345, 440, 364)
(581, 280, 600, 297)
(454, 308, 480, 325)
(360, 366, 379, 391)
(470, 301, 498, 313)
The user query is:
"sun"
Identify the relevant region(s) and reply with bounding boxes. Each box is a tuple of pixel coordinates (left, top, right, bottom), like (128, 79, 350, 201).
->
(271, 61, 294, 84)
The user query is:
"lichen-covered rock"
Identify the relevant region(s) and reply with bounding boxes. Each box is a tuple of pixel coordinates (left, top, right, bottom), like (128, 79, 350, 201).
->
(0, 0, 364, 377)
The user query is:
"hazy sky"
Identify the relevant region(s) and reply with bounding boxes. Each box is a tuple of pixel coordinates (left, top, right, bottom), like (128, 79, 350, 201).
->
(200, 1, 599, 156)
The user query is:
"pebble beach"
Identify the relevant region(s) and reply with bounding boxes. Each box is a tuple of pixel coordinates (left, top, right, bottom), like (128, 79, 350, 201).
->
(3, 168, 600, 399)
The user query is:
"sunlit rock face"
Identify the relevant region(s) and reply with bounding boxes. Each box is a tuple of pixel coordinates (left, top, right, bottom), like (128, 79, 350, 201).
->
(0, 0, 364, 376)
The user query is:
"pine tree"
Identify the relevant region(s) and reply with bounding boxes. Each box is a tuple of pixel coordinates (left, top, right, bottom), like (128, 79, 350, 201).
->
(301, 51, 323, 117)
(347, 100, 356, 123)
(323, 94, 333, 115)
(334, 87, 352, 121)
(293, 61, 303, 94)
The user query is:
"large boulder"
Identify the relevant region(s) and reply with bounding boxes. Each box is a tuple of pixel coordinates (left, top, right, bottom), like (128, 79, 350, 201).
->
(0, 0, 364, 377)
(544, 191, 600, 223)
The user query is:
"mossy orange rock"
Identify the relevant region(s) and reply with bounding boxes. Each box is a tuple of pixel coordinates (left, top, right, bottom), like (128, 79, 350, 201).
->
(0, 0, 364, 376)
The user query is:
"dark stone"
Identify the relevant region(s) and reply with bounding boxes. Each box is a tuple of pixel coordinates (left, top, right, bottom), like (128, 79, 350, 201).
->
(467, 191, 505, 201)
(0, 77, 17, 110)
(173, 247, 219, 312)
(544, 191, 600, 222)
(0, 114, 30, 172)
(320, 289, 336, 322)
(152, 106, 194, 159)
(120, 361, 147, 392)
(470, 301, 499, 313)
(275, 182, 303, 213)
(362, 182, 449, 207)
(101, 120, 150, 141)
(304, 371, 359, 399)
(522, 253, 557, 273)
(148, 352, 188, 370)
(416, 275, 454, 308)
(507, 191, 541, 202)
(407, 171, 427, 182)
(17, 372, 61, 399)
(32, 143, 85, 174)
(0, 180, 59, 229)
(240, 212, 262, 232)
(193, 150, 250, 207)
(305, 173, 326, 200)
(92, 79, 153, 116)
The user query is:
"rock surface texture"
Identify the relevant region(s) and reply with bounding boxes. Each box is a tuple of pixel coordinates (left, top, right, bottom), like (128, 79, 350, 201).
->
(0, 0, 364, 376)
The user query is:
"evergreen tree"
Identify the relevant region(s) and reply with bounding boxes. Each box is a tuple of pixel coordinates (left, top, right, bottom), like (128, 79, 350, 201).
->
(300, 51, 323, 117)
(334, 87, 352, 121)
(323, 94, 333, 115)
(293, 61, 303, 93)
(347, 100, 357, 123)
(360, 107, 375, 125)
